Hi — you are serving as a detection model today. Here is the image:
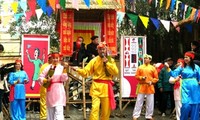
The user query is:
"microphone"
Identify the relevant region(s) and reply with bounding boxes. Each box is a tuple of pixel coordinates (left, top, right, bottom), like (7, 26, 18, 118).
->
(101, 53, 105, 58)
(101, 53, 106, 66)
(102, 53, 110, 76)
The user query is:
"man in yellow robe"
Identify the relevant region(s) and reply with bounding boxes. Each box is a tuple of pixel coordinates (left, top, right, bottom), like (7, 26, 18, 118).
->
(73, 42, 118, 120)
(39, 54, 53, 120)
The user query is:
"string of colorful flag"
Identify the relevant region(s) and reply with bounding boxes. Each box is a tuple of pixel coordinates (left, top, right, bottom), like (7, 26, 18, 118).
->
(1, 0, 122, 29)
(125, 12, 181, 32)
(1, 0, 199, 33)
(117, 0, 200, 32)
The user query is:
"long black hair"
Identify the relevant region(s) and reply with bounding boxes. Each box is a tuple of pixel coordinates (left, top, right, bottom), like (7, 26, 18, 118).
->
(0, 63, 15, 80)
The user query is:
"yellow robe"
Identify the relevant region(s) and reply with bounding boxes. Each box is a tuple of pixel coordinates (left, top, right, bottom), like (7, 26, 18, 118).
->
(39, 63, 49, 120)
(77, 56, 118, 120)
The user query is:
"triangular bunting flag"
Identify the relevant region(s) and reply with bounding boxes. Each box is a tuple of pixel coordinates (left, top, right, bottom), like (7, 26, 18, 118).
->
(72, 0, 79, 10)
(117, 0, 125, 12)
(14, 13, 24, 21)
(155, 0, 158, 7)
(97, 0, 103, 6)
(150, 18, 160, 29)
(171, 21, 180, 32)
(60, 0, 66, 9)
(185, 6, 192, 19)
(46, 6, 53, 17)
(175, 1, 181, 15)
(117, 12, 125, 25)
(126, 13, 138, 26)
(84, 0, 90, 7)
(166, 0, 171, 10)
(48, 0, 56, 11)
(160, 20, 170, 32)
(139, 16, 149, 28)
(2, 3, 9, 13)
(196, 10, 200, 23)
(11, 1, 18, 13)
(171, 21, 178, 27)
(178, 7, 197, 26)
(19, 0, 27, 12)
(28, 0, 36, 16)
(183, 4, 188, 19)
(170, 0, 176, 12)
(1, 15, 12, 27)
(189, 8, 197, 21)
(160, 0, 164, 7)
(37, 0, 47, 13)
(26, 11, 33, 22)
(194, 10, 199, 22)
(36, 9, 43, 20)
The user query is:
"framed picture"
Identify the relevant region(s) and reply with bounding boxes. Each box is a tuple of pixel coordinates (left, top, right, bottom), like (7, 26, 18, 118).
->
(21, 34, 50, 98)
(120, 36, 146, 98)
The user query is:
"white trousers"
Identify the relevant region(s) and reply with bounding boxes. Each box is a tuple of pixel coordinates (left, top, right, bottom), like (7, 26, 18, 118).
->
(132, 94, 154, 119)
(47, 106, 64, 120)
(175, 100, 182, 120)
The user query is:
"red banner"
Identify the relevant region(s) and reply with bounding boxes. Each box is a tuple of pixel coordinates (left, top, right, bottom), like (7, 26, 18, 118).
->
(104, 10, 117, 55)
(60, 10, 74, 56)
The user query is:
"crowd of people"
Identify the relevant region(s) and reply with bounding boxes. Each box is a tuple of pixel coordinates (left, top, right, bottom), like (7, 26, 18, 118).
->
(0, 35, 120, 120)
(132, 40, 200, 120)
(1, 37, 200, 120)
(133, 53, 200, 120)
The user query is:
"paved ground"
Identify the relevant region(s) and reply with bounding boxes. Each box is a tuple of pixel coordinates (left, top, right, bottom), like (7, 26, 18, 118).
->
(25, 105, 175, 120)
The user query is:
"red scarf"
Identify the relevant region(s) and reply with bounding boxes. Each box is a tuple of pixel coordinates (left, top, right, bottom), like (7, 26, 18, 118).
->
(9, 85, 14, 102)
(94, 80, 116, 110)
(174, 81, 180, 89)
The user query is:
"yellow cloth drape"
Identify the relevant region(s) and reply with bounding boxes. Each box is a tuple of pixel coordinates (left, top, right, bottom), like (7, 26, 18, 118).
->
(39, 63, 49, 119)
(74, 22, 102, 45)
(89, 97, 110, 120)
(74, 32, 93, 46)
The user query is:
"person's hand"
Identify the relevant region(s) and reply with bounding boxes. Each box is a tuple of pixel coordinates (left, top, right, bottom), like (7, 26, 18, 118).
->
(164, 62, 169, 68)
(149, 81, 152, 85)
(103, 57, 108, 64)
(46, 76, 52, 82)
(160, 87, 163, 92)
(24, 79, 28, 83)
(92, 55, 95, 58)
(175, 63, 181, 68)
(141, 76, 146, 80)
(62, 62, 69, 69)
(15, 79, 20, 84)
(175, 75, 181, 82)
